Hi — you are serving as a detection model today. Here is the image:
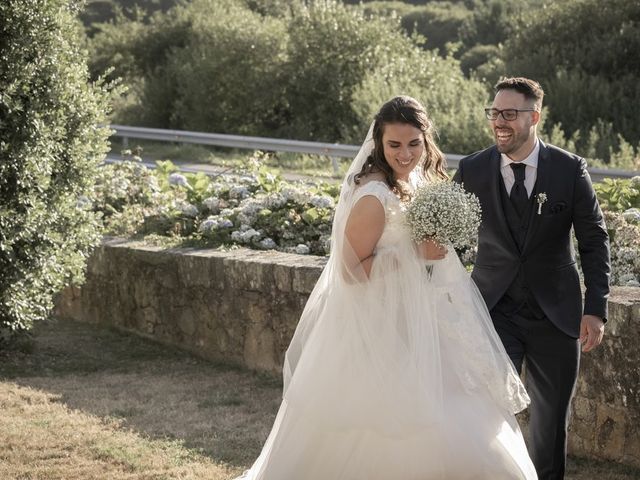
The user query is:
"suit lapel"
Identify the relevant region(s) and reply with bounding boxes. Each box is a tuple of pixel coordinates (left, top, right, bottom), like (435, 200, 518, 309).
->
(522, 141, 551, 252)
(488, 148, 518, 252)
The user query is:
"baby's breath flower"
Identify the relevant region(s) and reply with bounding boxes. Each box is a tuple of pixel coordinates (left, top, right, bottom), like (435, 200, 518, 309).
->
(406, 181, 482, 249)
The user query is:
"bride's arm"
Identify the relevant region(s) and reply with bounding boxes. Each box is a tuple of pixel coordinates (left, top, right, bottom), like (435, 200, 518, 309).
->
(344, 196, 385, 278)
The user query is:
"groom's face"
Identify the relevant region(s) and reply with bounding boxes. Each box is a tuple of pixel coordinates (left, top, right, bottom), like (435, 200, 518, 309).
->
(490, 89, 540, 161)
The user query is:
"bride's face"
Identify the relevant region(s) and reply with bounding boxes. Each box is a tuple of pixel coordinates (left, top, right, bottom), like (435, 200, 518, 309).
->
(381, 122, 424, 182)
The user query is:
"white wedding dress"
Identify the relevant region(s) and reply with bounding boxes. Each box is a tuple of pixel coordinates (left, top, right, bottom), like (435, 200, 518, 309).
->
(236, 180, 537, 480)
(236, 126, 537, 479)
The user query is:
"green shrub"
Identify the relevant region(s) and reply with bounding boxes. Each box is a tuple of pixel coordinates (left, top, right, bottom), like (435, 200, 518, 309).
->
(594, 177, 640, 213)
(504, 0, 640, 149)
(168, 0, 289, 135)
(0, 0, 112, 341)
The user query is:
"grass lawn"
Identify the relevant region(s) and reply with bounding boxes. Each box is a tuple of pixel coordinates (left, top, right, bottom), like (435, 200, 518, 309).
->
(1, 318, 639, 479)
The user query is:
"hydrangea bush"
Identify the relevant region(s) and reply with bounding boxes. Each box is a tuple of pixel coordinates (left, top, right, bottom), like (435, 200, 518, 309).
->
(92, 155, 639, 286)
(94, 152, 338, 256)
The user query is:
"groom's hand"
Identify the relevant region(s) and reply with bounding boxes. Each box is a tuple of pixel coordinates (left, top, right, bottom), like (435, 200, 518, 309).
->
(579, 315, 605, 352)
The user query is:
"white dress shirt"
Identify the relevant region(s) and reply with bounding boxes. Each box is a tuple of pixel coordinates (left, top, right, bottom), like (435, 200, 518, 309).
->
(500, 139, 540, 198)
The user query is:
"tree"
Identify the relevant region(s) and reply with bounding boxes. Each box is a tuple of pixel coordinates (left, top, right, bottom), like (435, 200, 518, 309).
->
(504, 0, 640, 150)
(0, 0, 112, 342)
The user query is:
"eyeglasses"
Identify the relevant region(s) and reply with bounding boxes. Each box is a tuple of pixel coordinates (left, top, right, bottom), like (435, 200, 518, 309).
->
(484, 108, 537, 121)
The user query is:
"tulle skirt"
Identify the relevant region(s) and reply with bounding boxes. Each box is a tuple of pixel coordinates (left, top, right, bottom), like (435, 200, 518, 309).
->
(236, 244, 537, 480)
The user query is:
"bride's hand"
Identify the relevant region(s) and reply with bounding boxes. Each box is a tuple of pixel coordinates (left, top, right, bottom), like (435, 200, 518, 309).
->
(417, 238, 447, 260)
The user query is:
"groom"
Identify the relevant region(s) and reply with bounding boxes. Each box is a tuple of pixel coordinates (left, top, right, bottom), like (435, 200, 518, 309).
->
(454, 77, 610, 480)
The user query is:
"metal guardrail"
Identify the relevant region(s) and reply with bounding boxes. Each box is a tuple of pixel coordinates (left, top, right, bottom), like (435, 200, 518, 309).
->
(109, 124, 637, 180)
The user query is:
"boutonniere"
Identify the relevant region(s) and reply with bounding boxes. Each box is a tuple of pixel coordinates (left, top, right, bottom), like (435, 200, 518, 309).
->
(536, 193, 548, 215)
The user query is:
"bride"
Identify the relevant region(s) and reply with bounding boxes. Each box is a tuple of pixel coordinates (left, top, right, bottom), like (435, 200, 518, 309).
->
(236, 96, 537, 479)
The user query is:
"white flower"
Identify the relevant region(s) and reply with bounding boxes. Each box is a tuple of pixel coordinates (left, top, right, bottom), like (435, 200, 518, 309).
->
(234, 228, 261, 244)
(220, 208, 234, 217)
(258, 237, 277, 249)
(619, 273, 637, 284)
(295, 244, 310, 255)
(282, 187, 311, 204)
(179, 202, 199, 218)
(199, 218, 218, 232)
(229, 185, 250, 199)
(209, 183, 227, 195)
(310, 195, 334, 209)
(264, 193, 287, 209)
(622, 208, 640, 224)
(630, 176, 640, 188)
(241, 200, 263, 217)
(203, 197, 221, 211)
(320, 234, 331, 254)
(536, 192, 547, 215)
(169, 173, 189, 187)
(219, 219, 233, 228)
(406, 181, 482, 249)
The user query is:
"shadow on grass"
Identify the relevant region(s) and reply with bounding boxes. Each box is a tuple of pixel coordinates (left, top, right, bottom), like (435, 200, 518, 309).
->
(0, 317, 281, 468)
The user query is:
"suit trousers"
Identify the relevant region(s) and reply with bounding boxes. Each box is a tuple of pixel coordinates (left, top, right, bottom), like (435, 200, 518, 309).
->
(491, 306, 580, 480)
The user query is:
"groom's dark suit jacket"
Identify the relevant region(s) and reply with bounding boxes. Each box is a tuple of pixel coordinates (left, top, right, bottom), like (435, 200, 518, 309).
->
(454, 141, 610, 338)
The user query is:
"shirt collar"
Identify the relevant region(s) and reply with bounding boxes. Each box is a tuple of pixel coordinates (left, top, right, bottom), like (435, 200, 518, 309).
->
(500, 139, 540, 169)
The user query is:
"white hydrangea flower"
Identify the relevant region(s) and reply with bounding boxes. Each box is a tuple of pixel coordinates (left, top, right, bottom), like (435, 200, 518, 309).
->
(218, 219, 233, 228)
(310, 195, 334, 209)
(281, 186, 311, 204)
(209, 183, 227, 194)
(622, 208, 640, 224)
(240, 228, 261, 243)
(231, 230, 243, 242)
(229, 185, 250, 199)
(295, 244, 310, 255)
(630, 176, 640, 188)
(203, 197, 221, 211)
(320, 234, 331, 254)
(241, 200, 263, 217)
(169, 173, 189, 187)
(220, 208, 234, 217)
(179, 202, 199, 218)
(199, 218, 218, 232)
(619, 273, 637, 284)
(258, 237, 277, 249)
(265, 193, 287, 209)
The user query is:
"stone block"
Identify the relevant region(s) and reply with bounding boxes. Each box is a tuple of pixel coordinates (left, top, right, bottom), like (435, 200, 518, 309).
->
(595, 403, 627, 461)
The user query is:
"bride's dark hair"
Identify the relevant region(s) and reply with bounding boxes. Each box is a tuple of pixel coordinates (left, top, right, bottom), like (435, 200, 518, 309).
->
(354, 96, 448, 200)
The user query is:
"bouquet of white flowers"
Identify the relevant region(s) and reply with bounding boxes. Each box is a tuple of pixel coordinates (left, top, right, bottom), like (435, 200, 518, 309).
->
(406, 181, 482, 249)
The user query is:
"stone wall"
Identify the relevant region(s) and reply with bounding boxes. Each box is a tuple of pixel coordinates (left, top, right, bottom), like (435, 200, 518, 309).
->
(55, 238, 640, 468)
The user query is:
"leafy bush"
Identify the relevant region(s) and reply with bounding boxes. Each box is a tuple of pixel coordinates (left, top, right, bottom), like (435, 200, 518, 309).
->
(503, 0, 640, 150)
(88, 0, 494, 151)
(0, 0, 112, 341)
(594, 177, 640, 213)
